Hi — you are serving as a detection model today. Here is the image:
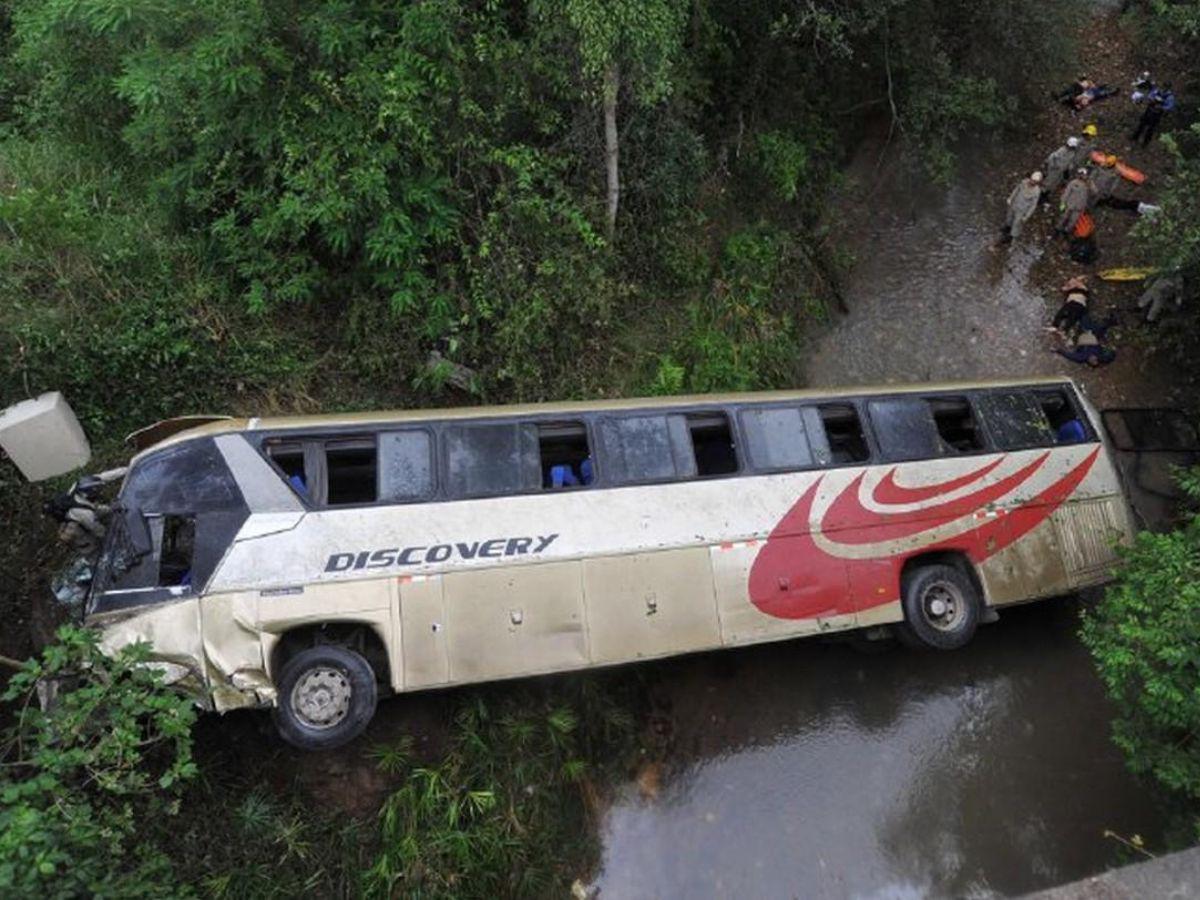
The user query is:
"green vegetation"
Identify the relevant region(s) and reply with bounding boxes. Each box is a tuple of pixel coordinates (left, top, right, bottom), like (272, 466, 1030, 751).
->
(0, 0, 1104, 895)
(0, 628, 640, 897)
(1081, 470, 1200, 841)
(0, 627, 198, 897)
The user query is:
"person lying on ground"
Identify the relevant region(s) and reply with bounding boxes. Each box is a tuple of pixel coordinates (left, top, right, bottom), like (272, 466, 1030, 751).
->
(1000, 171, 1043, 243)
(1055, 77, 1091, 105)
(1057, 169, 1091, 235)
(1137, 272, 1184, 323)
(1048, 276, 1090, 333)
(1052, 313, 1118, 367)
(1074, 82, 1119, 110)
(1042, 138, 1079, 196)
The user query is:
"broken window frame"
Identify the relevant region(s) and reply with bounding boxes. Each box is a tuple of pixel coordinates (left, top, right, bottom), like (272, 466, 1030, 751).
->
(818, 402, 873, 465)
(975, 388, 1096, 451)
(266, 431, 439, 509)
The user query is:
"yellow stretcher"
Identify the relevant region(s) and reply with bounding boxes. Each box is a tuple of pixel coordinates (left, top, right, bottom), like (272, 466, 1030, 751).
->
(1098, 266, 1157, 282)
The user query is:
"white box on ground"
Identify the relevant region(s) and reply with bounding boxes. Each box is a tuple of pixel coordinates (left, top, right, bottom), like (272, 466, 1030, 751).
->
(0, 392, 91, 481)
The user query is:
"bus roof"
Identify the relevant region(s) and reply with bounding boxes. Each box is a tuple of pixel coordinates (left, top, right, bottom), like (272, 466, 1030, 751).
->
(132, 376, 1081, 463)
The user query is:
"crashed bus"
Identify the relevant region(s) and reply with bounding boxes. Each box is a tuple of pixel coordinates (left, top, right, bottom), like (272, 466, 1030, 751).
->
(80, 378, 1133, 749)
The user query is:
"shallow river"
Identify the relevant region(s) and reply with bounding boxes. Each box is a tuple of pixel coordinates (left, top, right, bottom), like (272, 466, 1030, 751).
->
(593, 142, 1170, 897)
(594, 601, 1162, 898)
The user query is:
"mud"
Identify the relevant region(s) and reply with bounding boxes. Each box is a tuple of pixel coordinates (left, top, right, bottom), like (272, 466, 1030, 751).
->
(593, 12, 1186, 899)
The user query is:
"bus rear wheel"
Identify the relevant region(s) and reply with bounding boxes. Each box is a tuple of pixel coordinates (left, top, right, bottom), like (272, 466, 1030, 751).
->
(273, 645, 377, 751)
(898, 563, 980, 651)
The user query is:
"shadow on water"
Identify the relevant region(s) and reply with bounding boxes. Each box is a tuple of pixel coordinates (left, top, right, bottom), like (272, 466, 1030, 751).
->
(594, 599, 1164, 899)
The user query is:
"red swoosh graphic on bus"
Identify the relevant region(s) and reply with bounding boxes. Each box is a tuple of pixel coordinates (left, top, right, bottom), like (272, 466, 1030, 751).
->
(824, 453, 1050, 544)
(873, 456, 1004, 504)
(747, 448, 1100, 620)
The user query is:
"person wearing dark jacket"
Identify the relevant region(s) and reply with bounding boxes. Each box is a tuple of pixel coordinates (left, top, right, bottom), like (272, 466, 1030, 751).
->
(1054, 313, 1118, 367)
(1130, 84, 1175, 146)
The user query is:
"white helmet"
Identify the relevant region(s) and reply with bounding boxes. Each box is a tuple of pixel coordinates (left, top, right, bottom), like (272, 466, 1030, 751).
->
(1067, 136, 1080, 148)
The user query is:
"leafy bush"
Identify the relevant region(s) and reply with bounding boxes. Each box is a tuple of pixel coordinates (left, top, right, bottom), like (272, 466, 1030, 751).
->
(648, 224, 819, 393)
(0, 626, 198, 897)
(1081, 471, 1200, 829)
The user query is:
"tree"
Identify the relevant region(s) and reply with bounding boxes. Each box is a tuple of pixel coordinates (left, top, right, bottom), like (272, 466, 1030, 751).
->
(535, 0, 689, 239)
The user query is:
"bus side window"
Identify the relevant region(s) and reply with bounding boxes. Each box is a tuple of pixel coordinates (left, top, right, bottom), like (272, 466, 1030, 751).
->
(929, 396, 985, 453)
(1035, 389, 1092, 444)
(268, 442, 307, 495)
(158, 515, 195, 588)
(537, 422, 592, 489)
(326, 438, 378, 505)
(740, 406, 825, 471)
(866, 398, 940, 462)
(597, 415, 696, 485)
(686, 413, 738, 476)
(445, 423, 541, 498)
(974, 391, 1055, 449)
(817, 404, 870, 463)
(379, 431, 434, 502)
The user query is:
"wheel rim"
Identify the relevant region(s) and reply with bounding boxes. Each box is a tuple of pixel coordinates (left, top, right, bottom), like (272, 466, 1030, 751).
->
(291, 666, 352, 729)
(919, 580, 967, 633)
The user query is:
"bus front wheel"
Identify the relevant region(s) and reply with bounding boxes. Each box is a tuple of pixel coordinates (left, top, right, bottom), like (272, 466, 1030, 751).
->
(898, 564, 980, 651)
(273, 645, 377, 751)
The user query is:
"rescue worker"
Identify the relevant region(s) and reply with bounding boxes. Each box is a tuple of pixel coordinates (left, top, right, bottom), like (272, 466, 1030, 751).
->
(1137, 272, 1184, 323)
(1074, 125, 1099, 167)
(1057, 168, 1090, 236)
(1042, 137, 1079, 195)
(1088, 156, 1122, 209)
(1001, 171, 1043, 243)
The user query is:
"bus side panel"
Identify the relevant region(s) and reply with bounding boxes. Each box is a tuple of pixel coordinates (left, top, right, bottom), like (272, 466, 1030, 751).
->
(398, 575, 450, 689)
(715, 537, 851, 643)
(978, 444, 1125, 605)
(95, 598, 208, 704)
(583, 547, 720, 664)
(976, 517, 1070, 606)
(1050, 496, 1129, 589)
(257, 580, 393, 682)
(443, 561, 586, 683)
(201, 591, 268, 711)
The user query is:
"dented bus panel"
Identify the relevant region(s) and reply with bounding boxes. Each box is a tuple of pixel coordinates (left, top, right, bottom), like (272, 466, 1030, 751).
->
(84, 378, 1135, 750)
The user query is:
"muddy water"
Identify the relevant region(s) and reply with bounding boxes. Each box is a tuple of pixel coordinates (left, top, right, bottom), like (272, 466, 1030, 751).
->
(593, 144, 1171, 897)
(595, 602, 1161, 899)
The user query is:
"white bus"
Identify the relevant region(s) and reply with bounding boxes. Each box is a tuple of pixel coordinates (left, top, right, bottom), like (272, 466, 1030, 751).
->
(85, 378, 1133, 749)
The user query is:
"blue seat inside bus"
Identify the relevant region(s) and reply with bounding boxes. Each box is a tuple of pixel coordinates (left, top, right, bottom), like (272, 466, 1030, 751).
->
(1056, 419, 1087, 444)
(548, 457, 594, 488)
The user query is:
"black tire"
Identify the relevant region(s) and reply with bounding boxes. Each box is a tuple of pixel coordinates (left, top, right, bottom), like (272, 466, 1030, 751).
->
(897, 563, 981, 651)
(272, 644, 377, 751)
